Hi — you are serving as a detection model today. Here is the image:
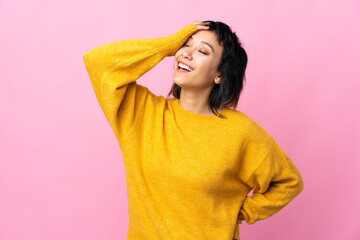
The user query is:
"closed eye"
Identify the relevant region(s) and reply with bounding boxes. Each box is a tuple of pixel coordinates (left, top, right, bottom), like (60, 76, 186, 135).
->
(181, 43, 208, 55)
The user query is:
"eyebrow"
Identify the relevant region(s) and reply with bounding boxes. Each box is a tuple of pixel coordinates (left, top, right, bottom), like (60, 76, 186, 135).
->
(189, 36, 214, 53)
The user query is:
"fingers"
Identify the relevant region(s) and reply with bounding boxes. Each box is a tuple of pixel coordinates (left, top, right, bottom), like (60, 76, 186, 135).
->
(192, 20, 210, 30)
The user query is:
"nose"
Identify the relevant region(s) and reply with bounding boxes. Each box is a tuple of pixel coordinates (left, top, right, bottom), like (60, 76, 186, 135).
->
(182, 47, 193, 60)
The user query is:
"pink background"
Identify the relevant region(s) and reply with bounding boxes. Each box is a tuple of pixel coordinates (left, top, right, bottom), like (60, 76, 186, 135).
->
(1, 0, 359, 239)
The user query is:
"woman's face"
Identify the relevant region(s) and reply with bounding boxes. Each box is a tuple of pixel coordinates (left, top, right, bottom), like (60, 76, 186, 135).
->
(173, 30, 223, 92)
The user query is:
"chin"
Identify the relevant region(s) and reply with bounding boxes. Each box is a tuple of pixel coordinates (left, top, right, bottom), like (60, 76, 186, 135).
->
(172, 76, 184, 88)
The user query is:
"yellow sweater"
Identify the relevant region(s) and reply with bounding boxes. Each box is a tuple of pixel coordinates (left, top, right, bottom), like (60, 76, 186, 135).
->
(83, 23, 304, 240)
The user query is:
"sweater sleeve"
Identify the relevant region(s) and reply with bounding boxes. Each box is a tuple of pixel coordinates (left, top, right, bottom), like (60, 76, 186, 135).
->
(83, 23, 197, 141)
(237, 142, 304, 225)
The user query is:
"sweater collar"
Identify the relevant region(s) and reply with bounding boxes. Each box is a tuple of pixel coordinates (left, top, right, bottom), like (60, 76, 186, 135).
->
(169, 98, 227, 121)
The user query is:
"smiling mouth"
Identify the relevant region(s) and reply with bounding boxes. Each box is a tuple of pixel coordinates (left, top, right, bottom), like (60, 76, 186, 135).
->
(177, 62, 193, 72)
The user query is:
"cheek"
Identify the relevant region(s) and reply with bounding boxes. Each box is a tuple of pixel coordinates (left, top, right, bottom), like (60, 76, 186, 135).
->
(174, 48, 184, 58)
(174, 51, 183, 68)
(199, 59, 217, 75)
(174, 51, 181, 67)
(208, 57, 221, 74)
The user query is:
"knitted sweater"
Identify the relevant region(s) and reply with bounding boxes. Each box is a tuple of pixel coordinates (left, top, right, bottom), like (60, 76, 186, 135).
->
(83, 23, 304, 240)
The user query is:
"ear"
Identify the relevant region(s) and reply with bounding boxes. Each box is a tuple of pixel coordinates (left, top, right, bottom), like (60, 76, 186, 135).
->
(214, 74, 221, 84)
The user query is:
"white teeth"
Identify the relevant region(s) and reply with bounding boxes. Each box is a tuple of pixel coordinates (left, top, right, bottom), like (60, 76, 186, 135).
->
(178, 62, 193, 72)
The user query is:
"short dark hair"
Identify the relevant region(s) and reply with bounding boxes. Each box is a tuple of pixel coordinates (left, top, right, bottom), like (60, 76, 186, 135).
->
(167, 20, 248, 118)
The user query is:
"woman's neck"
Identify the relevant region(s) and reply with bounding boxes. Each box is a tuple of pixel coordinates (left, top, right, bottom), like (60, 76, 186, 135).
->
(179, 89, 214, 116)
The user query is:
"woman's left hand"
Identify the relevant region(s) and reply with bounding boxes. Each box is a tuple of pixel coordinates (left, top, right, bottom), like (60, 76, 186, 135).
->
(192, 21, 210, 30)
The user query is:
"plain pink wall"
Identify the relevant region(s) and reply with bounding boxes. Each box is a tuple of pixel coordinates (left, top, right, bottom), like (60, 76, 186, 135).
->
(1, 0, 359, 239)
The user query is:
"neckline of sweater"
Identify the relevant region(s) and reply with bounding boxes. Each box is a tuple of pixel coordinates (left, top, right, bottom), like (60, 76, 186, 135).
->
(170, 98, 227, 120)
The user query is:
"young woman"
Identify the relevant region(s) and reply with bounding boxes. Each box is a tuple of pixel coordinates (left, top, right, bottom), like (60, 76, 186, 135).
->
(83, 20, 304, 240)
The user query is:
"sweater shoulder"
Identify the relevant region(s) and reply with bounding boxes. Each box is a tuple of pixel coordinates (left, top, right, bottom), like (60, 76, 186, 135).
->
(224, 109, 269, 132)
(223, 108, 275, 145)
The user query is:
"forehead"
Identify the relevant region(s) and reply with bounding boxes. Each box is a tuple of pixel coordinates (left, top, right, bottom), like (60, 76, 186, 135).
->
(189, 30, 222, 50)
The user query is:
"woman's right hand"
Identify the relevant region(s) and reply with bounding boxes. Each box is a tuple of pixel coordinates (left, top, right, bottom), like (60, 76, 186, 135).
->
(192, 21, 210, 30)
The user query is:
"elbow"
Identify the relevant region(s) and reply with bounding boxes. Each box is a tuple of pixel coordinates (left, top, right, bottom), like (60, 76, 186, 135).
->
(291, 171, 304, 197)
(297, 173, 304, 195)
(83, 51, 91, 66)
(83, 48, 96, 68)
(282, 170, 304, 199)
